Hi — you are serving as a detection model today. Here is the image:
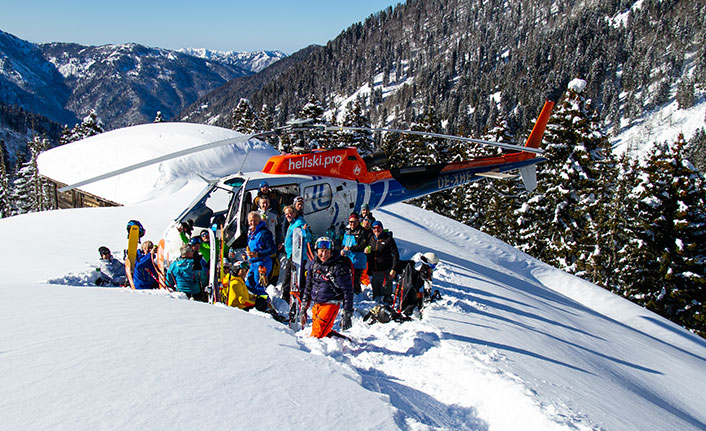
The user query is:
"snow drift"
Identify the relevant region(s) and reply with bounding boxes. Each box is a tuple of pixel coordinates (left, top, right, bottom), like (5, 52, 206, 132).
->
(4, 124, 706, 430)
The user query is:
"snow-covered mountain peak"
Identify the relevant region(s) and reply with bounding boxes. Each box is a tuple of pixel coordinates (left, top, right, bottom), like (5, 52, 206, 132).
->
(178, 47, 286, 72)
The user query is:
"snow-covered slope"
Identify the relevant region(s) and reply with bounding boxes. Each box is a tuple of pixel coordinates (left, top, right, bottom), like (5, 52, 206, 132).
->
(612, 95, 706, 157)
(4, 125, 706, 430)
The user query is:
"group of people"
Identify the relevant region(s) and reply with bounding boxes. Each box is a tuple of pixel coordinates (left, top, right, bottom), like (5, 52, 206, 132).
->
(95, 181, 441, 340)
(96, 223, 161, 291)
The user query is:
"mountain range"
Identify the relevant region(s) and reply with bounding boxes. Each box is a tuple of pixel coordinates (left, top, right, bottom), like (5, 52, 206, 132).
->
(180, 0, 705, 149)
(0, 29, 286, 161)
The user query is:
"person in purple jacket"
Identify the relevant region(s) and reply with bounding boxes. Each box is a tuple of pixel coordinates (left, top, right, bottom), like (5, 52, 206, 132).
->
(301, 237, 354, 338)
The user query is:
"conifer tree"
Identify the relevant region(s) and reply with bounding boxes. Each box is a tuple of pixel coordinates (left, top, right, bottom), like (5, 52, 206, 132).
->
(231, 98, 258, 134)
(406, 106, 457, 214)
(340, 100, 375, 156)
(62, 110, 105, 144)
(76, 110, 105, 138)
(11, 135, 48, 215)
(513, 79, 612, 269)
(462, 115, 510, 229)
(297, 95, 331, 149)
(0, 140, 10, 218)
(58, 125, 72, 146)
(619, 136, 706, 336)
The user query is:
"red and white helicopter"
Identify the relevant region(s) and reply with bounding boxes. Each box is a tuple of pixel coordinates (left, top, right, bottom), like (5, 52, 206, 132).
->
(60, 100, 554, 253)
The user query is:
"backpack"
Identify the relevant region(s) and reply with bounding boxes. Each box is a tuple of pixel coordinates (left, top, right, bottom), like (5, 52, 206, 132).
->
(393, 260, 424, 317)
(363, 304, 410, 324)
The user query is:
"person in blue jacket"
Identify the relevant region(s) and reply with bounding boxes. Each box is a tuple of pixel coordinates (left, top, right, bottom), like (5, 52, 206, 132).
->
(341, 212, 371, 294)
(133, 240, 159, 289)
(245, 211, 276, 311)
(166, 244, 207, 300)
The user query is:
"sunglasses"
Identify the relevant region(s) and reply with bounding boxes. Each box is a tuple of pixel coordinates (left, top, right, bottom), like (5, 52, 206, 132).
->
(316, 240, 333, 250)
(372, 226, 382, 230)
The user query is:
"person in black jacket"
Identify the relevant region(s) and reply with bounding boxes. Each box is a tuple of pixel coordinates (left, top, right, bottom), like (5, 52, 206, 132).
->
(366, 221, 399, 302)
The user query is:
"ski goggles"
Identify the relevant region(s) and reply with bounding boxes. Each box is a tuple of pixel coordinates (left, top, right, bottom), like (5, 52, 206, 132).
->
(315, 240, 333, 250)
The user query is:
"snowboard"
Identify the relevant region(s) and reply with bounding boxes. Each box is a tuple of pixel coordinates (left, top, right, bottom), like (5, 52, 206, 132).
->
(124, 258, 136, 290)
(126, 224, 140, 274)
(288, 227, 304, 330)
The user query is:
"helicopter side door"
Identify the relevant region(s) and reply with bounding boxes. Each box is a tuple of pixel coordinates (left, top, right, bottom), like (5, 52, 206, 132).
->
(300, 178, 355, 237)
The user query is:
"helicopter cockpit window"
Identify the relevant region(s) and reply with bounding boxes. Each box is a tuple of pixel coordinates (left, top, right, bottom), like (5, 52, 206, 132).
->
(302, 183, 332, 214)
(178, 184, 233, 230)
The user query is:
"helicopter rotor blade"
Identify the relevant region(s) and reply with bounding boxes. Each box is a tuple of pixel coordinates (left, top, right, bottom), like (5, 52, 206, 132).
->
(58, 131, 274, 193)
(322, 125, 544, 155)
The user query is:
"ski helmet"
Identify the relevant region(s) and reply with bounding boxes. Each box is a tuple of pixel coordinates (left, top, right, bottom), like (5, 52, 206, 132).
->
(98, 246, 110, 256)
(421, 252, 439, 268)
(126, 220, 145, 238)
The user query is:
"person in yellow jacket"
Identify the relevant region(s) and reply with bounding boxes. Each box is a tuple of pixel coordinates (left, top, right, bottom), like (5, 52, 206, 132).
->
(221, 261, 256, 309)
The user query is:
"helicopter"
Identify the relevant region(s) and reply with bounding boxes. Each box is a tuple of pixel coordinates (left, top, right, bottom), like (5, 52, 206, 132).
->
(59, 99, 554, 258)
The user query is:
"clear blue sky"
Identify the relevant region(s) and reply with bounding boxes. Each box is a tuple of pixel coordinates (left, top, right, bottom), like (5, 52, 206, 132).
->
(1, 0, 402, 54)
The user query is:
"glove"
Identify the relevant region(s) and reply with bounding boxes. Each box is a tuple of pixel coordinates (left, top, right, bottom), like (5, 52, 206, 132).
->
(340, 310, 352, 331)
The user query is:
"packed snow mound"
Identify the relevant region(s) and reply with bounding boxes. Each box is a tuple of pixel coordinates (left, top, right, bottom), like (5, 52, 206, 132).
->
(37, 122, 279, 204)
(568, 78, 587, 93)
(2, 199, 706, 430)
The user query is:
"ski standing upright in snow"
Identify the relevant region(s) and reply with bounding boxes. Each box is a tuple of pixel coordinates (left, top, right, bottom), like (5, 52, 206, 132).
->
(207, 227, 218, 304)
(289, 227, 304, 330)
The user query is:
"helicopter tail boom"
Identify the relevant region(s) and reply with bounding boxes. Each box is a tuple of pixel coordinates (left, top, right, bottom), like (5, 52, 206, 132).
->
(524, 100, 555, 149)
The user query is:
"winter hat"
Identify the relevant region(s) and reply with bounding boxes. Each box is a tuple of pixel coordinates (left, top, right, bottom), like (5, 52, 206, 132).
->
(259, 181, 269, 189)
(294, 196, 304, 203)
(361, 203, 370, 210)
(348, 212, 359, 221)
(189, 236, 201, 245)
(372, 221, 383, 229)
(98, 246, 110, 256)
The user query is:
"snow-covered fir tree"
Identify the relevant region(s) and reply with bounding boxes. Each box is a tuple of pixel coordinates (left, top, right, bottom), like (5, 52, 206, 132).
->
(461, 114, 511, 229)
(153, 111, 164, 123)
(61, 110, 105, 144)
(619, 136, 706, 336)
(594, 154, 640, 291)
(11, 135, 49, 215)
(686, 127, 706, 173)
(339, 100, 375, 156)
(231, 98, 257, 134)
(297, 95, 331, 149)
(513, 79, 614, 268)
(0, 140, 10, 218)
(405, 106, 458, 215)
